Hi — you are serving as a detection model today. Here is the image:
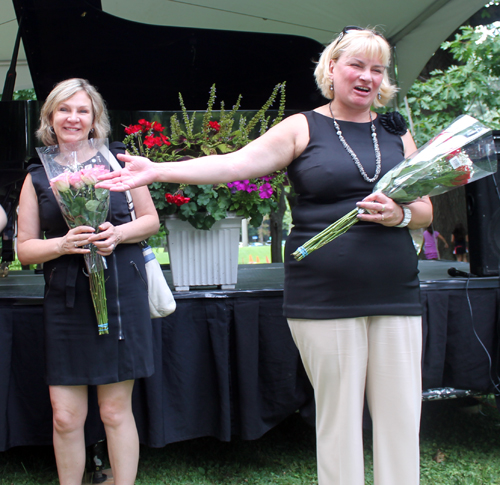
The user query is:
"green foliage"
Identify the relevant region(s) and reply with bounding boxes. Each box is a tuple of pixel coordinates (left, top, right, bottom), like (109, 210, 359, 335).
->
(401, 25, 500, 147)
(0, 88, 37, 101)
(123, 83, 288, 230)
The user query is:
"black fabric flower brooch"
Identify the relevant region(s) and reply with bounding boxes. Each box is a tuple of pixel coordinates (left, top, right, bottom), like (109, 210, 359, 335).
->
(379, 111, 408, 136)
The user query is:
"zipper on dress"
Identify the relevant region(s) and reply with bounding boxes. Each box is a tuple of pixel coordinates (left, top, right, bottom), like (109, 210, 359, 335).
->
(111, 253, 124, 341)
(130, 260, 147, 288)
(45, 267, 56, 297)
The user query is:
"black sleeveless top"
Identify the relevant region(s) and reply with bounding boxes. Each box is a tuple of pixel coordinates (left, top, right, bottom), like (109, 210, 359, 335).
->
(283, 111, 422, 319)
(28, 143, 154, 385)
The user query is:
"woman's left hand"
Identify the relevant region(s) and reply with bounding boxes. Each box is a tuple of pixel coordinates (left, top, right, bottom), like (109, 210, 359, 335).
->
(356, 193, 404, 227)
(87, 221, 122, 256)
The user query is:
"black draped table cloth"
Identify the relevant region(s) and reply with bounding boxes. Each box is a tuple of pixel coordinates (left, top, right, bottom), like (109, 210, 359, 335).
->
(0, 261, 498, 451)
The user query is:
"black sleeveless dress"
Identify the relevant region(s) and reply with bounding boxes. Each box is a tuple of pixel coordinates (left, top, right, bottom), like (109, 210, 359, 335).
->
(28, 145, 154, 386)
(283, 111, 422, 319)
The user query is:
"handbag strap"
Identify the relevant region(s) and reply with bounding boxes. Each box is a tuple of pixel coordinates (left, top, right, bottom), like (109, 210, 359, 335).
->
(102, 145, 136, 221)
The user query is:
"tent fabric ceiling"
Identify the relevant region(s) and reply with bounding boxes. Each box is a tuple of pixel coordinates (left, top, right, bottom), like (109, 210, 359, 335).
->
(0, 0, 487, 96)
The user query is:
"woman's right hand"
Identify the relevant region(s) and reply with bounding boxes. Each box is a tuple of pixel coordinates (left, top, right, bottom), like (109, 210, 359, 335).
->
(96, 154, 158, 191)
(59, 226, 95, 255)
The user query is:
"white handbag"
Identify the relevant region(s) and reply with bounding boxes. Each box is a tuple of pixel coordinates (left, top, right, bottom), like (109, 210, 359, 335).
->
(106, 147, 176, 318)
(142, 243, 176, 318)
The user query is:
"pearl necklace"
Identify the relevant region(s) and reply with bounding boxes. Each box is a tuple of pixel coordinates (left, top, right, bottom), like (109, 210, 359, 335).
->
(328, 103, 382, 183)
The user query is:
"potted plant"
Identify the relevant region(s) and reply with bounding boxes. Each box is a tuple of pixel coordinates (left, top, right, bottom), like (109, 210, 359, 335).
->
(123, 83, 287, 290)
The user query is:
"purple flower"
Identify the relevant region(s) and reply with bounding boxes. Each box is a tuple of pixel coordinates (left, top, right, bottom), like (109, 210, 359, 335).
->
(259, 183, 273, 199)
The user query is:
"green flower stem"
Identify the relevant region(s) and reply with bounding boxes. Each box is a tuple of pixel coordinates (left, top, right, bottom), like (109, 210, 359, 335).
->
(85, 248, 109, 335)
(89, 266, 108, 335)
(292, 208, 360, 261)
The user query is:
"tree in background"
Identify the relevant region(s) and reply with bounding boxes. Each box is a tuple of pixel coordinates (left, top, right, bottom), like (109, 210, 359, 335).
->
(403, 24, 500, 146)
(400, 23, 500, 260)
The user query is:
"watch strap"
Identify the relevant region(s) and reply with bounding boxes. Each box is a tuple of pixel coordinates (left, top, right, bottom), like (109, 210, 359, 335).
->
(395, 205, 412, 228)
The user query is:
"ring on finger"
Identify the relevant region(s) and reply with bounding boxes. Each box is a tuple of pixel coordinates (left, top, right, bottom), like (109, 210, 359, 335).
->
(381, 204, 386, 212)
(74, 243, 78, 248)
(110, 243, 115, 250)
(381, 214, 385, 221)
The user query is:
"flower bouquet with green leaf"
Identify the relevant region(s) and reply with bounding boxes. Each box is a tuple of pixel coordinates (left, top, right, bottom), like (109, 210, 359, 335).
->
(293, 115, 497, 261)
(36, 139, 111, 335)
(123, 83, 288, 230)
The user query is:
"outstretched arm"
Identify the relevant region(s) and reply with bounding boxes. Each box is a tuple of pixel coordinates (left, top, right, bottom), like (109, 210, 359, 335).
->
(96, 114, 309, 191)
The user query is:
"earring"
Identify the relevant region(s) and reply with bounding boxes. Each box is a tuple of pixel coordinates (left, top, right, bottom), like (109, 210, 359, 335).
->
(377, 92, 382, 100)
(329, 81, 334, 91)
(90, 128, 95, 134)
(49, 126, 55, 134)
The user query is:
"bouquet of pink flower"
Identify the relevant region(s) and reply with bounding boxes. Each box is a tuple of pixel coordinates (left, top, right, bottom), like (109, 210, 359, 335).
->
(36, 139, 111, 335)
(293, 115, 497, 261)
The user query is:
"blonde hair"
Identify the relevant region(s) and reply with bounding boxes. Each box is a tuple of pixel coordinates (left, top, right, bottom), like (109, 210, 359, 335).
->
(37, 78, 110, 146)
(314, 27, 397, 108)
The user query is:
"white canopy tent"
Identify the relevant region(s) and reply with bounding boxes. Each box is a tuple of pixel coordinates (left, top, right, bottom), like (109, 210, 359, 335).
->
(0, 0, 487, 96)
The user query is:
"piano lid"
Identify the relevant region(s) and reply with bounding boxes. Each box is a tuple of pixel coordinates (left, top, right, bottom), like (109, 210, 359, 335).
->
(12, 0, 324, 111)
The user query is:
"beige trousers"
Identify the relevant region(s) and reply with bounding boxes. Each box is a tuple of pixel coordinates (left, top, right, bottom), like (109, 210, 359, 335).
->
(288, 316, 422, 485)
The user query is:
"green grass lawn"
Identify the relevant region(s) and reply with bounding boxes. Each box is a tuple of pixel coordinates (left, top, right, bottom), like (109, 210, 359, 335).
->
(6, 246, 276, 270)
(154, 245, 274, 265)
(1, 397, 500, 484)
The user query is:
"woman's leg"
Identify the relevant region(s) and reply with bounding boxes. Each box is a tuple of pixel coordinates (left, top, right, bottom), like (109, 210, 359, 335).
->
(97, 380, 138, 485)
(366, 316, 422, 485)
(49, 385, 89, 485)
(288, 318, 369, 485)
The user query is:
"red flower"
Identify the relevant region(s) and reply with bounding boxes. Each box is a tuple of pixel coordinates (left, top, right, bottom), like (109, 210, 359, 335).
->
(165, 193, 190, 206)
(152, 122, 165, 132)
(124, 124, 142, 135)
(160, 134, 171, 146)
(144, 134, 171, 148)
(451, 166, 472, 186)
(208, 121, 221, 132)
(138, 119, 152, 132)
(144, 135, 158, 148)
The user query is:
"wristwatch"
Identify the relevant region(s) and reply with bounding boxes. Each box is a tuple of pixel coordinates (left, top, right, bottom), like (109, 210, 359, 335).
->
(395, 205, 412, 228)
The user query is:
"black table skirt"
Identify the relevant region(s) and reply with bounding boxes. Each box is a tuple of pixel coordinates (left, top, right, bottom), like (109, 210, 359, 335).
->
(0, 261, 498, 451)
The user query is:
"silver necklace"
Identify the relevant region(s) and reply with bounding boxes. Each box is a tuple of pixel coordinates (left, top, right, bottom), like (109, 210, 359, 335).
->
(328, 103, 382, 183)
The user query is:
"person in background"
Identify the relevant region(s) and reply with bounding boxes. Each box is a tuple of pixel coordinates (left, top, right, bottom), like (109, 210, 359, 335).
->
(17, 78, 159, 485)
(451, 222, 468, 263)
(97, 27, 433, 484)
(423, 225, 448, 260)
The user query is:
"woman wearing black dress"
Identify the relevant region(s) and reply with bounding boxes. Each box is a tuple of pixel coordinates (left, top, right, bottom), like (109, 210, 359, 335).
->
(98, 28, 433, 484)
(17, 78, 159, 485)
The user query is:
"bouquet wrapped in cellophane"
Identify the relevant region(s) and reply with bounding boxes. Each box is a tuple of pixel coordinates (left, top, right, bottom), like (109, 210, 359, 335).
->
(292, 115, 497, 261)
(36, 138, 112, 335)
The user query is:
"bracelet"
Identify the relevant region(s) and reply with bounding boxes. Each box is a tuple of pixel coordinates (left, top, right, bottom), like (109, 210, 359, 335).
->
(395, 205, 412, 228)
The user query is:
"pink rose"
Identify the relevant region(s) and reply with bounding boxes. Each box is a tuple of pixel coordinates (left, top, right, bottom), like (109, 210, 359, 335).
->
(69, 171, 85, 189)
(50, 173, 71, 192)
(80, 168, 99, 186)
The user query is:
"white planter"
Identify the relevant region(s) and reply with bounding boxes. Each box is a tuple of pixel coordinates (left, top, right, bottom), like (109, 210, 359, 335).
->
(165, 215, 242, 291)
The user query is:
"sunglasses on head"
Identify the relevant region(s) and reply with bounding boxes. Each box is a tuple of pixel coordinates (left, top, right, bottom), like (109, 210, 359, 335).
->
(335, 26, 386, 45)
